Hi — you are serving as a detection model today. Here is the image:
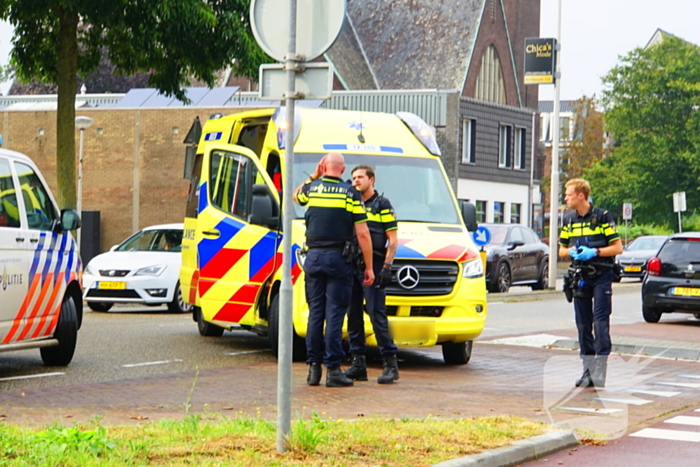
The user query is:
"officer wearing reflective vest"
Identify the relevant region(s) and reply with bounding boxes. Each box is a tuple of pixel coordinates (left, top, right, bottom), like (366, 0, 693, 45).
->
(293, 152, 374, 388)
(558, 178, 622, 388)
(344, 165, 400, 384)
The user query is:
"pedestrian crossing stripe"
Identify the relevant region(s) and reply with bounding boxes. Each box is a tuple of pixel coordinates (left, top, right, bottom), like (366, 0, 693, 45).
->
(552, 407, 622, 415)
(629, 389, 681, 398)
(630, 428, 700, 442)
(665, 416, 700, 427)
(677, 374, 700, 379)
(652, 382, 700, 389)
(588, 397, 652, 406)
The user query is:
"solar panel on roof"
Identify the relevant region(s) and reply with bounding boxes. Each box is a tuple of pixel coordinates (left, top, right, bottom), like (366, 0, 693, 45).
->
(141, 92, 176, 107)
(169, 87, 210, 107)
(196, 86, 239, 106)
(114, 89, 157, 107)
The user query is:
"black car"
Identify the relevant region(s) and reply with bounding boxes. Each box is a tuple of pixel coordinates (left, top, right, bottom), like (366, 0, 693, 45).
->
(481, 223, 549, 293)
(641, 232, 700, 322)
(614, 235, 668, 282)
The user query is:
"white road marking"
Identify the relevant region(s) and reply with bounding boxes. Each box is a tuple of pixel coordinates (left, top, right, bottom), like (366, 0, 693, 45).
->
(652, 382, 700, 389)
(480, 333, 568, 348)
(677, 374, 700, 380)
(628, 389, 682, 398)
(588, 397, 652, 406)
(0, 372, 65, 382)
(122, 359, 183, 368)
(630, 428, 700, 442)
(224, 350, 268, 356)
(552, 407, 622, 414)
(665, 416, 700, 427)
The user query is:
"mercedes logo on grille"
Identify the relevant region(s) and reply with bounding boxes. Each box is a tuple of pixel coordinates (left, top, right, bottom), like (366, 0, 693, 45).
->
(397, 265, 420, 289)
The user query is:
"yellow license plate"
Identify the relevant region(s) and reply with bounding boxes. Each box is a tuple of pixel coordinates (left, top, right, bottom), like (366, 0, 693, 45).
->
(97, 281, 126, 290)
(390, 321, 436, 345)
(672, 287, 700, 297)
(625, 266, 642, 272)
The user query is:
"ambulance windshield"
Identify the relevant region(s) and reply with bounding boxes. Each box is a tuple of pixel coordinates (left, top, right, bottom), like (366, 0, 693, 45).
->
(293, 153, 460, 224)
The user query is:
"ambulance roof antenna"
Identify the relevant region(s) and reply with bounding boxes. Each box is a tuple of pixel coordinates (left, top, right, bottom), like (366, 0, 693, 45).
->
(357, 111, 365, 143)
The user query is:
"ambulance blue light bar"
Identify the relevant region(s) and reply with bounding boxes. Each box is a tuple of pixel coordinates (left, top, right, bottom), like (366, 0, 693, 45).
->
(396, 112, 441, 156)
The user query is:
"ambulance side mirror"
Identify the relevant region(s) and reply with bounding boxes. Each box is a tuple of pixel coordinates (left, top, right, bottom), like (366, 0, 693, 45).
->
(459, 200, 478, 232)
(250, 184, 279, 230)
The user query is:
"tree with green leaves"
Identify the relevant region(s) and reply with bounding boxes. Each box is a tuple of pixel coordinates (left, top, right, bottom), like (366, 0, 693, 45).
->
(0, 0, 267, 208)
(586, 35, 700, 226)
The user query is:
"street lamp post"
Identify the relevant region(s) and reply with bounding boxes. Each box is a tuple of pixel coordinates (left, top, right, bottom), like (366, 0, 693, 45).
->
(75, 116, 94, 251)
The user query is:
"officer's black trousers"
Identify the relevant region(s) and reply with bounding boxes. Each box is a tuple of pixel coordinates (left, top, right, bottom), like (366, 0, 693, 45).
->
(347, 262, 398, 357)
(573, 268, 613, 357)
(304, 249, 353, 368)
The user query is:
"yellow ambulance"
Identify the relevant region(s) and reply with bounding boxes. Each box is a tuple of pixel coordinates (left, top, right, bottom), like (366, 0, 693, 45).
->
(181, 107, 487, 364)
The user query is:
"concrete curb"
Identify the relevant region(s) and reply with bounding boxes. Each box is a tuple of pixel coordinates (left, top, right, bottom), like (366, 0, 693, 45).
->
(551, 338, 700, 362)
(432, 429, 578, 467)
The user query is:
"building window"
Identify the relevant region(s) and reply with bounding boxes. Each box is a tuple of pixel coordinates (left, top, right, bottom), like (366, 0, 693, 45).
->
(461, 118, 476, 164)
(476, 200, 486, 223)
(514, 127, 526, 170)
(494, 202, 505, 223)
(511, 204, 521, 224)
(498, 125, 512, 168)
(475, 45, 506, 104)
(560, 116, 571, 140)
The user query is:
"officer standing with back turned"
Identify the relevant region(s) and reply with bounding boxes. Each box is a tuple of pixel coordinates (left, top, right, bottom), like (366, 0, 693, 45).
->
(558, 178, 622, 388)
(293, 153, 374, 388)
(344, 165, 400, 384)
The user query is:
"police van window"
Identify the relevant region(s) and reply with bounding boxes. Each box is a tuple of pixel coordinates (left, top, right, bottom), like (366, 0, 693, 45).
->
(209, 150, 259, 220)
(14, 162, 57, 231)
(292, 153, 460, 224)
(0, 158, 20, 228)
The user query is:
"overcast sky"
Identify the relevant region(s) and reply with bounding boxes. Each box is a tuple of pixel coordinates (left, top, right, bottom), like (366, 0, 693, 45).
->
(2, 1, 700, 100)
(539, 0, 700, 101)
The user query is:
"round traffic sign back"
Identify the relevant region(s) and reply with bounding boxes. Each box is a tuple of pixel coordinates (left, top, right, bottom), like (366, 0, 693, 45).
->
(251, 0, 347, 63)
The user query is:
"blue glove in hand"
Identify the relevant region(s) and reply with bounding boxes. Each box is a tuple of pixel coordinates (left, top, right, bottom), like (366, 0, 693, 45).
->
(569, 247, 578, 260)
(575, 246, 597, 262)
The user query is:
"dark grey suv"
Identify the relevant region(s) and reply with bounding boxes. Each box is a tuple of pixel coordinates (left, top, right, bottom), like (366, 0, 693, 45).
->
(641, 232, 700, 322)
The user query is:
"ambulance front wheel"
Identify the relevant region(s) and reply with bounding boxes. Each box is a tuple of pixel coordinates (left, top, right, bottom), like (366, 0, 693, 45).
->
(441, 340, 473, 365)
(196, 307, 225, 337)
(41, 295, 78, 366)
(268, 294, 307, 362)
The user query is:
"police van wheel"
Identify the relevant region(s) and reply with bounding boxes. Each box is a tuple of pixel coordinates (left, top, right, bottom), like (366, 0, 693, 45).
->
(88, 302, 113, 312)
(196, 308, 224, 337)
(268, 294, 307, 362)
(642, 305, 663, 323)
(442, 340, 472, 365)
(167, 281, 193, 313)
(40, 295, 78, 366)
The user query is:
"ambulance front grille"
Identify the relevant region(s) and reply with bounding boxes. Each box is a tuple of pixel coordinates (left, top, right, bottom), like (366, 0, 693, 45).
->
(385, 260, 458, 296)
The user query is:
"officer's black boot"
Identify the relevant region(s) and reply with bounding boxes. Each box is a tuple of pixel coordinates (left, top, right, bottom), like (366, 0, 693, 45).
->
(326, 367, 354, 387)
(591, 357, 608, 388)
(378, 355, 400, 384)
(307, 363, 322, 386)
(575, 357, 594, 388)
(344, 354, 368, 381)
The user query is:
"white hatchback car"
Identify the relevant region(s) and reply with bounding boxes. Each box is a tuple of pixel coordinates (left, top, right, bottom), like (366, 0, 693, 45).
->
(82, 223, 192, 313)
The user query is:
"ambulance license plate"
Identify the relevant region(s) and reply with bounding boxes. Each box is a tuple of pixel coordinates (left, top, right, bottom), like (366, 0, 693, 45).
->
(624, 266, 642, 272)
(671, 287, 700, 297)
(97, 281, 126, 290)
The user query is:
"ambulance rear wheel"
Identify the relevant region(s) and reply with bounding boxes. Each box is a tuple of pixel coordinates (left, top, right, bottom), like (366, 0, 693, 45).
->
(196, 307, 224, 337)
(88, 302, 113, 312)
(268, 294, 307, 362)
(41, 295, 78, 366)
(442, 340, 473, 365)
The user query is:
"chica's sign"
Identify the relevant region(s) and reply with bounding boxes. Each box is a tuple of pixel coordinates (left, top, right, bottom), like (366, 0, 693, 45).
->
(524, 38, 556, 84)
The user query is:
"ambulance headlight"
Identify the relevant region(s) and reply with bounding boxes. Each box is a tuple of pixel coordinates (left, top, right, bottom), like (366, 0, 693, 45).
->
(135, 265, 166, 276)
(396, 111, 441, 156)
(295, 248, 307, 271)
(462, 258, 483, 279)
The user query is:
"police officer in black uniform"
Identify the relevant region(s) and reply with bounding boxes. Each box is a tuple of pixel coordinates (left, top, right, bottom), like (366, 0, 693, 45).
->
(558, 178, 622, 388)
(293, 153, 374, 388)
(344, 165, 400, 384)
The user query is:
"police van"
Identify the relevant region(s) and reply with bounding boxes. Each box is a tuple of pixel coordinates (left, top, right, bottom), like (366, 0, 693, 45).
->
(0, 149, 82, 365)
(181, 108, 487, 364)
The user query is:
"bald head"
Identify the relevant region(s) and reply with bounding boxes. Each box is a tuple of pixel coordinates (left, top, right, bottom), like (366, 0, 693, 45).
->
(322, 152, 345, 177)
